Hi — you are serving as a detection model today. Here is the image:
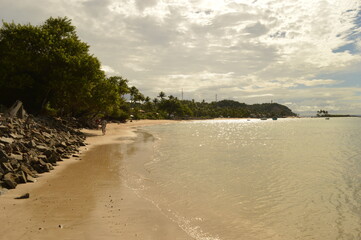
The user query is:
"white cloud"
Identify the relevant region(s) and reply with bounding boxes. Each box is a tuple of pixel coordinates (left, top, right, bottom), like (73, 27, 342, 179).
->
(244, 93, 274, 98)
(101, 65, 118, 75)
(1, 0, 361, 113)
(297, 79, 342, 87)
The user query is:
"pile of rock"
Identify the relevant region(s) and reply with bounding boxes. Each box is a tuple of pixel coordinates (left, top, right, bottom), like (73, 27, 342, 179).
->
(0, 115, 86, 192)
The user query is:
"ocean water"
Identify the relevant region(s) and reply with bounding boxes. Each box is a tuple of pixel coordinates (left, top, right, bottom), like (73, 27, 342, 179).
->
(121, 118, 361, 240)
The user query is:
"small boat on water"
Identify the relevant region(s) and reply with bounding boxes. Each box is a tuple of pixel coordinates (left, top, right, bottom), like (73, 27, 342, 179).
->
(272, 117, 278, 120)
(325, 117, 330, 120)
(260, 118, 267, 120)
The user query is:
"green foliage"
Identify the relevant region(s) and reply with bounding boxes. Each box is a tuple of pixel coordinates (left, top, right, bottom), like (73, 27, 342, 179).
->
(129, 86, 144, 104)
(158, 98, 178, 117)
(0, 17, 97, 112)
(108, 76, 130, 96)
(0, 17, 130, 120)
(150, 97, 295, 119)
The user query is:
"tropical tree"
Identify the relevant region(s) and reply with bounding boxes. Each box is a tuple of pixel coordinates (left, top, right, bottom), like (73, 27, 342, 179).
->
(0, 17, 110, 116)
(317, 109, 329, 117)
(107, 76, 130, 96)
(129, 86, 138, 104)
(158, 91, 166, 100)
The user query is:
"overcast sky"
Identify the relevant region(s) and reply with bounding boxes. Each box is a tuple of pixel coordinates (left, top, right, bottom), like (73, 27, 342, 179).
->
(1, 0, 361, 114)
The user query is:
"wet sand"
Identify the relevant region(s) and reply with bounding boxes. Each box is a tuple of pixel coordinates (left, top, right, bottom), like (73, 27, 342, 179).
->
(0, 120, 193, 240)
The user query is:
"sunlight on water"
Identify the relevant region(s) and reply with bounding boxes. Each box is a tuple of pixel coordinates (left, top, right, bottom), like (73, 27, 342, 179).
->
(126, 118, 361, 240)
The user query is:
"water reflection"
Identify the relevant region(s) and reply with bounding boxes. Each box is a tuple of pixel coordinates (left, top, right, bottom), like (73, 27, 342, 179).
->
(126, 118, 361, 240)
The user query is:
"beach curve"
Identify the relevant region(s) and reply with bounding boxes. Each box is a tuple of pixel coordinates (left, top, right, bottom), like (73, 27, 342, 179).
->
(0, 120, 193, 240)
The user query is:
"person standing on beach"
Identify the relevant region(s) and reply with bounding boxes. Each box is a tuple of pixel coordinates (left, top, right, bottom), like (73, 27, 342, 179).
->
(101, 119, 107, 135)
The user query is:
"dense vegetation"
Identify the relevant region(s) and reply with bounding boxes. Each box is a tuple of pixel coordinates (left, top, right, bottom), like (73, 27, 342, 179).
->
(316, 110, 351, 118)
(0, 17, 296, 122)
(0, 17, 130, 119)
(132, 97, 296, 119)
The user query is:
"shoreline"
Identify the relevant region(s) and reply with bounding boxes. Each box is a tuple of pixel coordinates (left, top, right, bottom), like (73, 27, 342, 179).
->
(0, 120, 192, 240)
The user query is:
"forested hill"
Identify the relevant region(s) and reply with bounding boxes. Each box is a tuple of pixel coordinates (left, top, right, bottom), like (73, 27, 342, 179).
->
(0, 17, 296, 122)
(192, 100, 296, 119)
(212, 100, 296, 117)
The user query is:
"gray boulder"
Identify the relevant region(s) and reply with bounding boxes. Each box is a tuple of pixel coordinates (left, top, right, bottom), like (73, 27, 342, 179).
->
(3, 173, 17, 189)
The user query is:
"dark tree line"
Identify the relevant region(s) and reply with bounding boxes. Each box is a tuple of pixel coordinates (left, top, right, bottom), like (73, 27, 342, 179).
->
(316, 110, 329, 117)
(131, 95, 296, 120)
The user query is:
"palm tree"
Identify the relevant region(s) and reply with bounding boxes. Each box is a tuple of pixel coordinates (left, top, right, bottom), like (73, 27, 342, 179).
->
(158, 91, 166, 100)
(129, 86, 139, 105)
(143, 96, 152, 111)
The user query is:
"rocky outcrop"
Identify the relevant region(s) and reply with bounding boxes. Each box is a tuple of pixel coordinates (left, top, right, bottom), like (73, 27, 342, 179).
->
(0, 115, 86, 191)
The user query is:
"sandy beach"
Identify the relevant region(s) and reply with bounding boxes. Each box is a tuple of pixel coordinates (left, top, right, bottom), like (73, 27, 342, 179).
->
(0, 120, 193, 240)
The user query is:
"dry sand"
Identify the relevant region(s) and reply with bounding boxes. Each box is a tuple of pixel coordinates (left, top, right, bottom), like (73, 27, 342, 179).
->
(0, 120, 193, 240)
